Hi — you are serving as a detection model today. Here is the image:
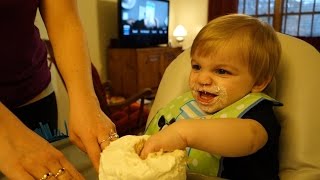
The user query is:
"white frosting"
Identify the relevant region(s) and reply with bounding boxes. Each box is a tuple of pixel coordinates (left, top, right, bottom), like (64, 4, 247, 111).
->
(99, 135, 187, 180)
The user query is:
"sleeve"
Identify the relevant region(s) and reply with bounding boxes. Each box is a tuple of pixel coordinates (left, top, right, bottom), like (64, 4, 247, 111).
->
(241, 100, 281, 146)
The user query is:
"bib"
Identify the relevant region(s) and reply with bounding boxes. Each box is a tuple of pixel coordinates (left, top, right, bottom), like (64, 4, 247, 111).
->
(145, 92, 281, 176)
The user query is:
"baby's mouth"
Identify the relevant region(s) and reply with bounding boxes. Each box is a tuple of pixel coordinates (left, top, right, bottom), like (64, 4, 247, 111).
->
(197, 91, 217, 104)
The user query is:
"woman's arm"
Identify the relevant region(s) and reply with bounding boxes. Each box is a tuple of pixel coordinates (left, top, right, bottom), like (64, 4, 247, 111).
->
(39, 0, 115, 171)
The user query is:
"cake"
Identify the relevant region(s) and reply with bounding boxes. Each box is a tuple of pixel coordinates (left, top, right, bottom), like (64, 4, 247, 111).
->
(99, 135, 187, 180)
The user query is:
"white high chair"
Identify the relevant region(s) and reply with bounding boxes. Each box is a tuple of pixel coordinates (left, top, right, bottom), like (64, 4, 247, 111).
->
(147, 33, 320, 179)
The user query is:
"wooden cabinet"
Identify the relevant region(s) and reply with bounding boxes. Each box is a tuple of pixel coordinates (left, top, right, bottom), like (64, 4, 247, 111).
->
(107, 47, 183, 97)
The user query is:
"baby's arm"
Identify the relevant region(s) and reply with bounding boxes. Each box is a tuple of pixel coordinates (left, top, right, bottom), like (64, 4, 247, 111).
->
(140, 118, 267, 159)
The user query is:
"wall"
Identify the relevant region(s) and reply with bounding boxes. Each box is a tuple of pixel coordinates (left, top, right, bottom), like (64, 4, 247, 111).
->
(169, 0, 208, 49)
(97, 0, 118, 81)
(35, 0, 209, 128)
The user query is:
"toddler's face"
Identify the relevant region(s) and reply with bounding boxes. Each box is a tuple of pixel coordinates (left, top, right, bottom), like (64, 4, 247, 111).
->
(189, 46, 257, 113)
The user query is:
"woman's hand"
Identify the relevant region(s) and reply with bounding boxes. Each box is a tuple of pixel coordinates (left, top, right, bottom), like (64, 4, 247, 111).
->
(0, 103, 84, 179)
(67, 96, 116, 172)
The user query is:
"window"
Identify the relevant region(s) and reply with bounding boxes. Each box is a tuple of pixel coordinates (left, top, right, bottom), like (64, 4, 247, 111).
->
(238, 0, 320, 37)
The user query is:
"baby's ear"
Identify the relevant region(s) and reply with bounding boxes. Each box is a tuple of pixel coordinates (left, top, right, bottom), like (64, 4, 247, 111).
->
(251, 77, 272, 93)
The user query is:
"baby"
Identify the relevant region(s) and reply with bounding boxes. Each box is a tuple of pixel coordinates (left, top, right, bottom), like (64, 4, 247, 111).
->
(142, 14, 282, 179)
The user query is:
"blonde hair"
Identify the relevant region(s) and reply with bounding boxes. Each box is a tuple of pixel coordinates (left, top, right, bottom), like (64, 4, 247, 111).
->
(191, 14, 281, 86)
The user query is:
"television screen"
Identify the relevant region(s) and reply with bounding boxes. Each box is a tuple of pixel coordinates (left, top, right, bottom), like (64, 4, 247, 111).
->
(118, 0, 169, 48)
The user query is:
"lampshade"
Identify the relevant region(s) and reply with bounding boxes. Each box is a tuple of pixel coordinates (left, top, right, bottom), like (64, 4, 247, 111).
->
(173, 25, 187, 42)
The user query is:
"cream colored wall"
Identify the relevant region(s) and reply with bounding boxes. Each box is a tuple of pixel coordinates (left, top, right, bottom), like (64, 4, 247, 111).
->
(96, 0, 118, 81)
(34, 0, 208, 128)
(169, 0, 208, 49)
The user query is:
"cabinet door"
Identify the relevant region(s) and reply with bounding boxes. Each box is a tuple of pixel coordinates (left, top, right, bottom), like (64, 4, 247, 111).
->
(136, 48, 164, 92)
(107, 49, 137, 97)
(160, 47, 183, 77)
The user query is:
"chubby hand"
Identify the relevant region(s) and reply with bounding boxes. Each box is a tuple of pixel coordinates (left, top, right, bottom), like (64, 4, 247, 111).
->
(68, 97, 116, 172)
(140, 122, 187, 159)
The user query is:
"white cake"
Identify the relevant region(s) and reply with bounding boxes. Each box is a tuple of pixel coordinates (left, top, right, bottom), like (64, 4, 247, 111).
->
(99, 135, 187, 180)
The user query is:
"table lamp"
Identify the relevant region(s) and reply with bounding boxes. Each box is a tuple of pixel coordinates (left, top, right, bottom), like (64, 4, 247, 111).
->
(173, 25, 187, 45)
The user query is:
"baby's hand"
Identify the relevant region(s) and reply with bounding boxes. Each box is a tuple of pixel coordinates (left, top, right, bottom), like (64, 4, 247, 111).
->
(140, 124, 187, 159)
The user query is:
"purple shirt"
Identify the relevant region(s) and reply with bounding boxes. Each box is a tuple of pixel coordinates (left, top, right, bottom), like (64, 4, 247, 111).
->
(0, 0, 51, 108)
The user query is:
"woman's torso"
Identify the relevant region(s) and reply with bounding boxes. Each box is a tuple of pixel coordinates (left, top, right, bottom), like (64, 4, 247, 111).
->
(0, 0, 51, 108)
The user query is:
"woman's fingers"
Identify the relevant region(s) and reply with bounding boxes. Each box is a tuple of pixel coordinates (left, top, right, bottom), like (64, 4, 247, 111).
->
(99, 139, 110, 150)
(1, 165, 34, 180)
(20, 146, 84, 180)
(69, 133, 87, 153)
(82, 136, 102, 172)
(25, 164, 51, 180)
(59, 156, 85, 180)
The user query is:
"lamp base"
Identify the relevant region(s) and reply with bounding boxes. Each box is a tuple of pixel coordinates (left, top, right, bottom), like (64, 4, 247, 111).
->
(175, 39, 184, 48)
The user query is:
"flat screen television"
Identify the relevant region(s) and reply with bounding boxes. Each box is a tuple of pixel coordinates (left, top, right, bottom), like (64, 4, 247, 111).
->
(116, 0, 169, 48)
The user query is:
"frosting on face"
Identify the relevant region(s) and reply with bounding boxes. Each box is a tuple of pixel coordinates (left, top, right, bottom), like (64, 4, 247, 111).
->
(99, 135, 187, 180)
(190, 83, 228, 113)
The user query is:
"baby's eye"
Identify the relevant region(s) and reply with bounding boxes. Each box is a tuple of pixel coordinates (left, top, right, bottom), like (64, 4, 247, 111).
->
(192, 64, 201, 70)
(216, 69, 230, 74)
